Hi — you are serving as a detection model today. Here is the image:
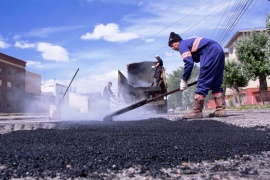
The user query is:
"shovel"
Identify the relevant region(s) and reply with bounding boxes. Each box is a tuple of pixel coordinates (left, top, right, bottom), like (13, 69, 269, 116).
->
(103, 81, 197, 122)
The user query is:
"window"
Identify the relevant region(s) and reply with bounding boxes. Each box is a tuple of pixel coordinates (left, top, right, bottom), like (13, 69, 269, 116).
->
(7, 103, 10, 108)
(7, 92, 11, 97)
(7, 70, 11, 76)
(0, 79, 2, 86)
(0, 68, 2, 74)
(229, 47, 234, 54)
(7, 81, 11, 88)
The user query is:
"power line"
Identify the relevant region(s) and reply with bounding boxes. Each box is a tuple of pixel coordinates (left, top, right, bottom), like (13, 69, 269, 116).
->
(214, 0, 254, 45)
(115, 0, 216, 59)
(149, 1, 229, 58)
(220, 0, 254, 45)
(211, 0, 233, 38)
(216, 2, 245, 43)
(93, 0, 257, 72)
(92, 0, 216, 71)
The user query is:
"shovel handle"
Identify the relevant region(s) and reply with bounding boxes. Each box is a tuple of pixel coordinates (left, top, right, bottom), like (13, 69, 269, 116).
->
(103, 81, 197, 121)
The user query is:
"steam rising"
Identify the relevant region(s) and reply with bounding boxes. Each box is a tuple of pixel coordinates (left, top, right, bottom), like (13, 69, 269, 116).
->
(24, 60, 165, 122)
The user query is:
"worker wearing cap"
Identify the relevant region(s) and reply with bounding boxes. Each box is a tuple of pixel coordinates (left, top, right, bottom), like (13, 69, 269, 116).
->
(168, 32, 226, 119)
(152, 55, 163, 86)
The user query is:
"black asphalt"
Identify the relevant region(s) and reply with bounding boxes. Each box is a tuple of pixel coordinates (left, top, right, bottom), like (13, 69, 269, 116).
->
(0, 118, 270, 179)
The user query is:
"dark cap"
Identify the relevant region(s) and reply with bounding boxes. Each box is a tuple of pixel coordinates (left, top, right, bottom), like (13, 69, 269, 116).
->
(168, 32, 182, 46)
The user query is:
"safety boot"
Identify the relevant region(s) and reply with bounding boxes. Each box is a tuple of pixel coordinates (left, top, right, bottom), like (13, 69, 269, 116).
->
(209, 93, 226, 117)
(182, 94, 204, 119)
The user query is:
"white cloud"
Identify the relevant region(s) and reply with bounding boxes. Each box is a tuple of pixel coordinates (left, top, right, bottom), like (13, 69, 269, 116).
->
(26, 61, 44, 68)
(138, 1, 143, 6)
(81, 23, 139, 42)
(0, 36, 10, 48)
(25, 26, 83, 38)
(13, 34, 21, 40)
(37, 42, 70, 62)
(14, 41, 35, 49)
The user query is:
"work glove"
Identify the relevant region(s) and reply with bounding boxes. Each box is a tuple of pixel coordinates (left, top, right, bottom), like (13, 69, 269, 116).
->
(180, 79, 187, 90)
(151, 66, 156, 69)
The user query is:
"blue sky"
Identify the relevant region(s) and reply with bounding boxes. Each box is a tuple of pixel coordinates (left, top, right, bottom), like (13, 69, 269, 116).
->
(0, 0, 269, 94)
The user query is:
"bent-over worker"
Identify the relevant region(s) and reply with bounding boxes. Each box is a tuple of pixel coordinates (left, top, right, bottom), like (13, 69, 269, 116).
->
(168, 32, 226, 119)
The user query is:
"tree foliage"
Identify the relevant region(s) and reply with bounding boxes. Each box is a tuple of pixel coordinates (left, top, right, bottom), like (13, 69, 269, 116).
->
(167, 65, 199, 109)
(223, 60, 248, 89)
(223, 60, 249, 106)
(235, 29, 270, 91)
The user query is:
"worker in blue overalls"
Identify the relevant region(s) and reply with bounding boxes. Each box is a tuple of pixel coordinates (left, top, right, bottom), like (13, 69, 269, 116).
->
(168, 32, 226, 119)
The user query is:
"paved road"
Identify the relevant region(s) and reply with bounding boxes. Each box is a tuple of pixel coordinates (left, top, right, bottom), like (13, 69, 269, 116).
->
(0, 109, 269, 179)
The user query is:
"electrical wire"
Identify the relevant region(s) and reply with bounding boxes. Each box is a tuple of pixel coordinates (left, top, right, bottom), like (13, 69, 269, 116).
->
(219, 0, 254, 45)
(93, 0, 258, 72)
(214, 0, 254, 45)
(116, 0, 216, 59)
(149, 1, 229, 58)
(211, 0, 233, 38)
(215, 0, 246, 44)
(93, 0, 216, 70)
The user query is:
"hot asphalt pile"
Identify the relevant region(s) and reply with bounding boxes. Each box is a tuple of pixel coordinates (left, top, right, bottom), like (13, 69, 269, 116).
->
(0, 112, 270, 179)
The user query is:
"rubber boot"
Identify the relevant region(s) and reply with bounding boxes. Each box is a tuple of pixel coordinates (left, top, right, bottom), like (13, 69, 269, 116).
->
(182, 95, 204, 119)
(209, 93, 226, 117)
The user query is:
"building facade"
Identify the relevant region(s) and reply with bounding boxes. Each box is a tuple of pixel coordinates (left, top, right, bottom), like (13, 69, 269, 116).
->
(41, 82, 69, 112)
(224, 29, 270, 106)
(25, 71, 42, 112)
(0, 53, 26, 113)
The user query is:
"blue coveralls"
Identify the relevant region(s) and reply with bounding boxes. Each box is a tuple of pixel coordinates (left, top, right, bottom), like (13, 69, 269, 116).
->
(179, 37, 225, 97)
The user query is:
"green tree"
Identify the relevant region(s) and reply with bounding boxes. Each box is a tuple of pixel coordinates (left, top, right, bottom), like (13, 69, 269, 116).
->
(235, 27, 270, 103)
(167, 67, 183, 109)
(167, 65, 199, 110)
(223, 60, 248, 106)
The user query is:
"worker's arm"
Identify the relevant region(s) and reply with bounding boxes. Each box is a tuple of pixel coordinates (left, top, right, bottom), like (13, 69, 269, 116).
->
(108, 87, 116, 99)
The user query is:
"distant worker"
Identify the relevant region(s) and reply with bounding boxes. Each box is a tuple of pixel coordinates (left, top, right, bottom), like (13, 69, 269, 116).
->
(152, 55, 163, 86)
(168, 32, 226, 119)
(103, 82, 116, 112)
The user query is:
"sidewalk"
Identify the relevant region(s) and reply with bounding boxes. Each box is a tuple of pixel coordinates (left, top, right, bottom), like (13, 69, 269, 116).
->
(0, 115, 49, 121)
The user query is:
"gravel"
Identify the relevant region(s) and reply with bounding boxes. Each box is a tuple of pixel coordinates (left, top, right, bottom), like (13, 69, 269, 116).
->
(0, 109, 270, 179)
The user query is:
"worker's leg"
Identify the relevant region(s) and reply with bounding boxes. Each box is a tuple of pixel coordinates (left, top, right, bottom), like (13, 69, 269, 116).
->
(182, 94, 204, 119)
(209, 92, 226, 117)
(155, 67, 162, 86)
(209, 48, 226, 117)
(196, 43, 224, 97)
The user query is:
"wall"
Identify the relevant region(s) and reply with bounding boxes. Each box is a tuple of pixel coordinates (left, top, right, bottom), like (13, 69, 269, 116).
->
(0, 53, 26, 113)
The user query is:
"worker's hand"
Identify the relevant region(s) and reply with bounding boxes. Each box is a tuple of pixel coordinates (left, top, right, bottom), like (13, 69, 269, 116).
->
(180, 79, 187, 90)
(151, 66, 155, 69)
